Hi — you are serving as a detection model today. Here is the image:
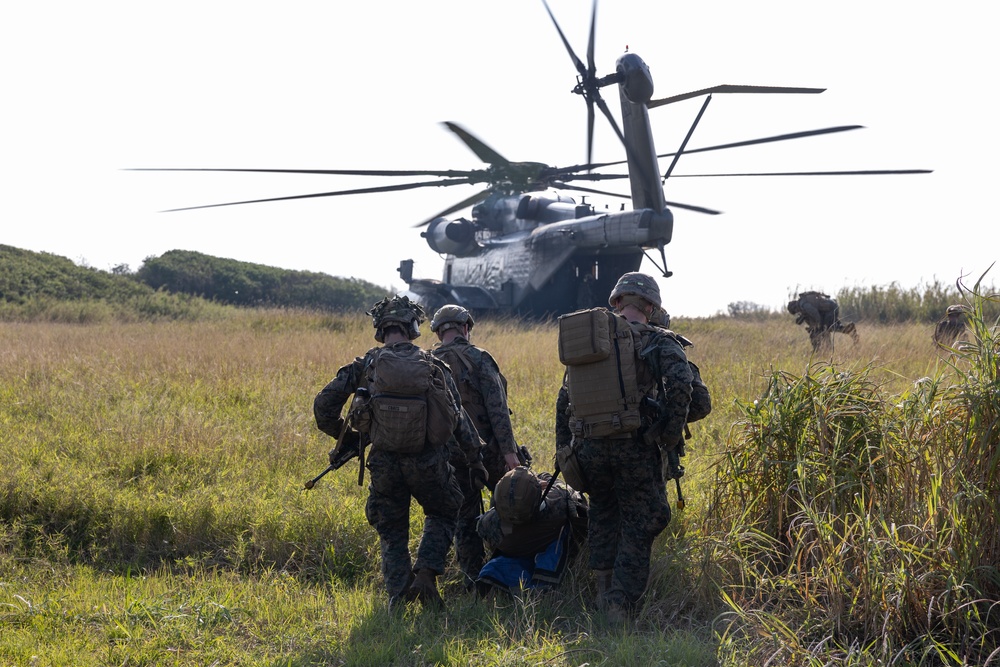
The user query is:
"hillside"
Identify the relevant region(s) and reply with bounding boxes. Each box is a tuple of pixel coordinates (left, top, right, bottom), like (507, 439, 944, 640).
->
(0, 245, 390, 317)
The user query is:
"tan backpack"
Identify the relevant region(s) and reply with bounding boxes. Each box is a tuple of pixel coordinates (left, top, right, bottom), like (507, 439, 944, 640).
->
(364, 345, 459, 453)
(558, 308, 650, 438)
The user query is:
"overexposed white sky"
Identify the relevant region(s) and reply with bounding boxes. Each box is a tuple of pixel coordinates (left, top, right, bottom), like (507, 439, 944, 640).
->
(2, 1, 996, 317)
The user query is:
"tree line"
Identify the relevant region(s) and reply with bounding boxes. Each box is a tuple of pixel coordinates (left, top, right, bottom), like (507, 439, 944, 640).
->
(0, 245, 391, 320)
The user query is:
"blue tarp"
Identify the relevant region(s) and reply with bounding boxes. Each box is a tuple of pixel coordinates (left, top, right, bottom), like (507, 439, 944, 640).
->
(475, 525, 569, 594)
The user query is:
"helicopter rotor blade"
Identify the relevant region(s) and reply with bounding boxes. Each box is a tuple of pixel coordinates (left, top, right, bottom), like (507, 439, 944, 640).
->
(551, 181, 722, 215)
(585, 0, 598, 165)
(549, 180, 629, 199)
(586, 0, 597, 81)
(414, 188, 494, 228)
(660, 125, 865, 159)
(130, 166, 486, 178)
(574, 125, 870, 172)
(161, 178, 475, 213)
(648, 84, 825, 109)
(541, 0, 588, 81)
(586, 99, 596, 167)
(668, 169, 933, 177)
(442, 121, 510, 165)
(662, 199, 724, 215)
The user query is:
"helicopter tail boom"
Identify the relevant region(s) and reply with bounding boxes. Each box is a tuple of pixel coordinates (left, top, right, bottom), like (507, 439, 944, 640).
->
(531, 208, 673, 251)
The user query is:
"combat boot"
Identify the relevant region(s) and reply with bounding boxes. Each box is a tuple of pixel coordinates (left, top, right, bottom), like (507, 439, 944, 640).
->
(388, 570, 415, 613)
(594, 569, 614, 609)
(406, 568, 444, 609)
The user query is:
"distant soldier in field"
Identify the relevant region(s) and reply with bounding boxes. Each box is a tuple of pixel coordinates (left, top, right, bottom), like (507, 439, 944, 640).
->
(313, 296, 486, 610)
(933, 304, 969, 348)
(429, 304, 526, 588)
(787, 290, 859, 352)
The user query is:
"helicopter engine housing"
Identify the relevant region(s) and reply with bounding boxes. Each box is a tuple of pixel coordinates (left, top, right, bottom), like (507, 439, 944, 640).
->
(422, 217, 480, 256)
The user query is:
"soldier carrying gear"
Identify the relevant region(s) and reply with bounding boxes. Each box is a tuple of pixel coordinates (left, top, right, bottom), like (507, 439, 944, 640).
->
(934, 304, 969, 348)
(787, 290, 859, 352)
(555, 272, 700, 619)
(313, 295, 486, 611)
(430, 303, 526, 589)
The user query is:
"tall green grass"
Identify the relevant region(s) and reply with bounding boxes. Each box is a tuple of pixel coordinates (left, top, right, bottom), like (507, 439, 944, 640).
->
(707, 286, 1000, 665)
(1, 294, 997, 665)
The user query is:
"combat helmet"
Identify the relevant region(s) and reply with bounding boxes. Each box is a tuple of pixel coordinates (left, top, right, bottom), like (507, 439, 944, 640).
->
(430, 304, 475, 334)
(608, 272, 661, 309)
(946, 304, 969, 316)
(368, 295, 425, 343)
(493, 466, 542, 530)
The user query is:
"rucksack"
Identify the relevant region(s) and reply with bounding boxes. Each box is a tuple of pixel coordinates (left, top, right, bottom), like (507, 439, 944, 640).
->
(558, 308, 652, 438)
(432, 342, 510, 434)
(686, 361, 711, 423)
(363, 344, 459, 453)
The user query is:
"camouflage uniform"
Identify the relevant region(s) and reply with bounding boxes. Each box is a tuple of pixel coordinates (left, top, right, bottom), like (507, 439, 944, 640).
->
(477, 472, 588, 558)
(933, 305, 967, 348)
(314, 337, 482, 606)
(432, 332, 520, 583)
(556, 327, 691, 609)
(788, 291, 858, 352)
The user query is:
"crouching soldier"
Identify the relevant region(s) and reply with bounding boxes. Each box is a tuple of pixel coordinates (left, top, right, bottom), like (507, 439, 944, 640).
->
(474, 466, 588, 596)
(313, 295, 486, 610)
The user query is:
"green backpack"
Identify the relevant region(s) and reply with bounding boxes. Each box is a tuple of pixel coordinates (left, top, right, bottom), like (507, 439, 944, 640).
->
(363, 345, 459, 453)
(558, 308, 650, 438)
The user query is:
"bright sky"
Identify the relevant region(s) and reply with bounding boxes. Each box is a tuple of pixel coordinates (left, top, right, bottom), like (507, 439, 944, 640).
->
(2, 1, 996, 317)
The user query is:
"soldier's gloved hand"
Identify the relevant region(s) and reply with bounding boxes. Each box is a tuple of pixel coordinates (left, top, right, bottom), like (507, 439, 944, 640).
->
(470, 461, 489, 491)
(318, 416, 345, 439)
(658, 431, 682, 452)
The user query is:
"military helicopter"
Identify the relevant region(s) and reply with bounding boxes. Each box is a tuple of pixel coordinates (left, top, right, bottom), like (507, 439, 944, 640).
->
(141, 0, 930, 318)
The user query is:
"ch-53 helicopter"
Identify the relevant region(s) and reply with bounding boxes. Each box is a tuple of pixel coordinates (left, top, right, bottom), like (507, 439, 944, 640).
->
(141, 0, 930, 319)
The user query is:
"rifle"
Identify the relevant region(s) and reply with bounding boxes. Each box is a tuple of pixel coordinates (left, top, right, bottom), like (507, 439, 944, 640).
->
(303, 424, 362, 491)
(641, 393, 688, 510)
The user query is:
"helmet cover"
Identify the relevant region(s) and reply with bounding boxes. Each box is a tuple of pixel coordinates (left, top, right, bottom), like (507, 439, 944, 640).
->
(430, 304, 475, 334)
(368, 295, 425, 342)
(493, 466, 542, 528)
(608, 272, 661, 309)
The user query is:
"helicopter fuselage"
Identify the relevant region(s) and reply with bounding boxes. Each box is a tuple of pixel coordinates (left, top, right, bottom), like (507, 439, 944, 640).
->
(406, 190, 672, 317)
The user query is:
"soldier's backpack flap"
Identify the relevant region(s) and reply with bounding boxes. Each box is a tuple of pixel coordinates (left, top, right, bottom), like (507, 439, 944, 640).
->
(558, 308, 612, 365)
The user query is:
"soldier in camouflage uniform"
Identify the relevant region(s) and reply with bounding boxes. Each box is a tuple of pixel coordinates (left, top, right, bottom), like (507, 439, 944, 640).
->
(555, 272, 693, 618)
(429, 304, 524, 587)
(933, 304, 968, 348)
(313, 296, 486, 610)
(476, 466, 588, 560)
(787, 290, 859, 352)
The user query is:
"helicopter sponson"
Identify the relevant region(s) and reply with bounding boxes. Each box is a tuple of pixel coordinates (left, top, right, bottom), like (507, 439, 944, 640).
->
(422, 217, 479, 256)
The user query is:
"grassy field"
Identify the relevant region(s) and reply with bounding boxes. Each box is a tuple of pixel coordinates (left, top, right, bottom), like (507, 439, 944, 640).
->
(1, 304, 997, 666)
